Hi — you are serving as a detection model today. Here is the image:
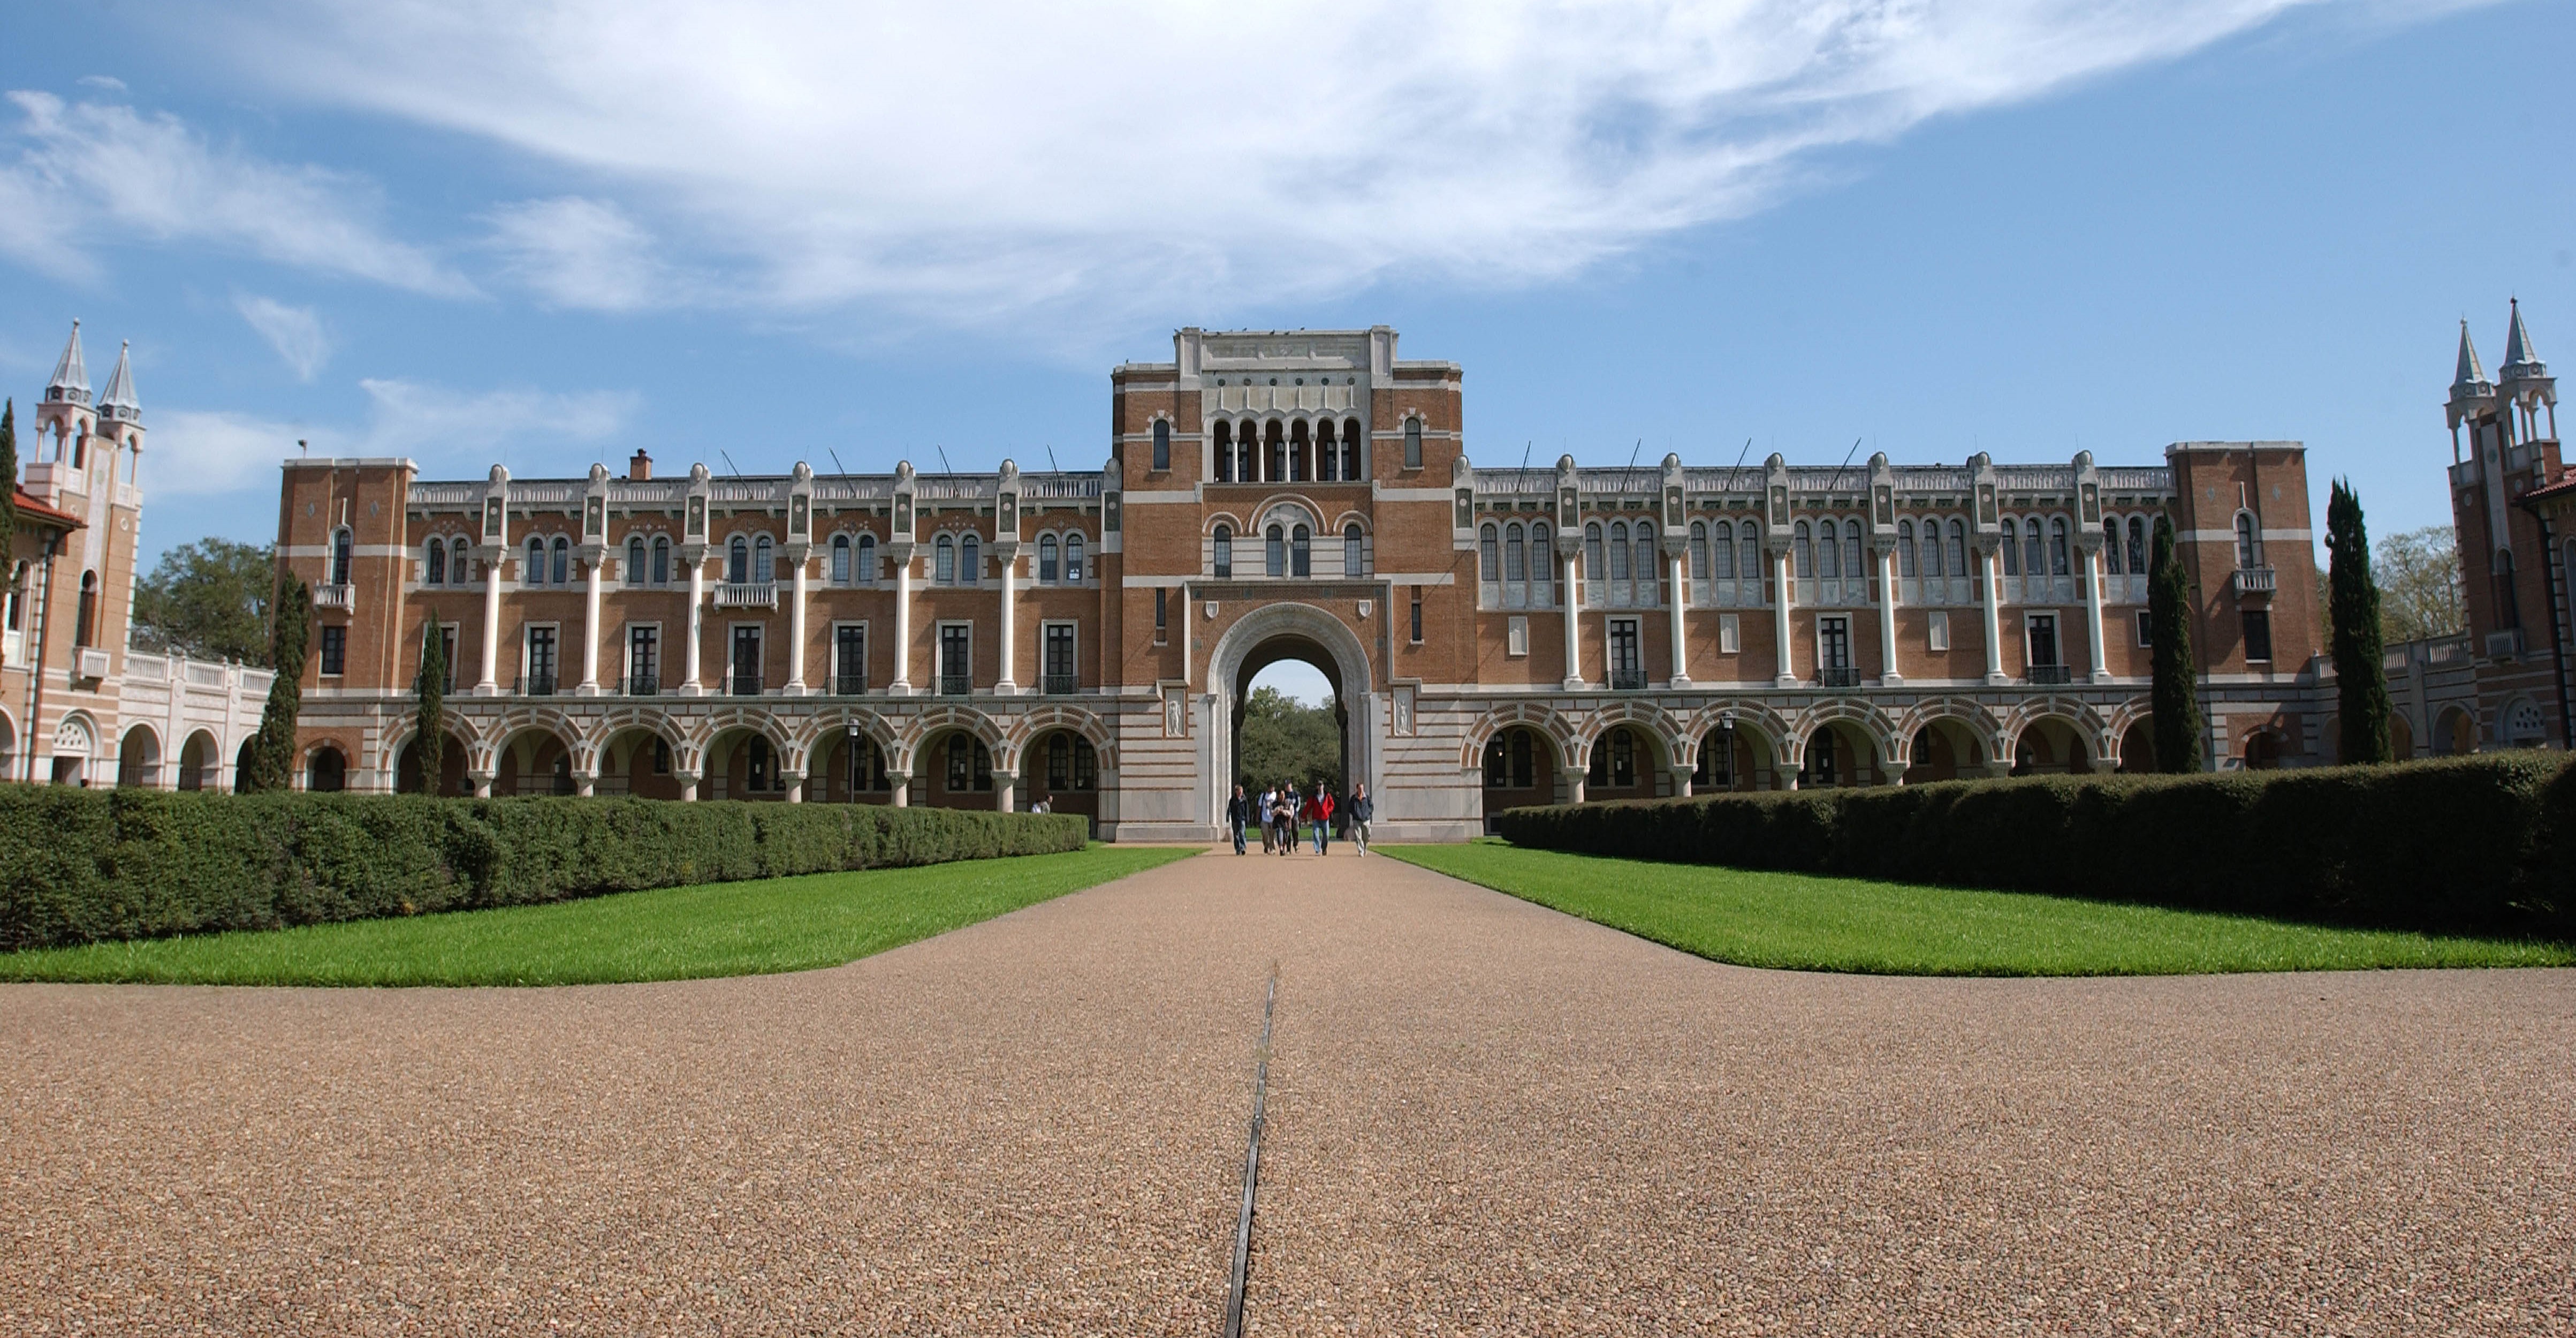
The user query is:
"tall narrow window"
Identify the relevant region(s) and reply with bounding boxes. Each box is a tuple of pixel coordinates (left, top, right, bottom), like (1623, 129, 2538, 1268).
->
(1689, 521, 1708, 581)
(1213, 525, 1233, 579)
(2049, 518, 2070, 577)
(1743, 529, 1761, 586)
(934, 534, 956, 584)
(1151, 419, 1171, 471)
(1947, 520, 1967, 579)
(832, 534, 852, 583)
(1044, 623, 1076, 693)
(939, 624, 971, 693)
(2023, 521, 2045, 583)
(2235, 513, 2262, 569)
(1712, 520, 1736, 579)
(1316, 421, 1338, 482)
(752, 534, 773, 584)
(856, 533, 877, 582)
(1404, 417, 1423, 470)
(1479, 524, 1500, 582)
(529, 536, 550, 585)
(1636, 522, 1659, 602)
(1843, 521, 1863, 583)
(1584, 523, 1605, 581)
(2027, 614, 2059, 668)
(2127, 517, 2146, 576)
(1064, 533, 1084, 583)
(1289, 421, 1310, 482)
(629, 536, 648, 585)
(2000, 520, 2020, 576)
(1609, 521, 1631, 583)
(652, 536, 671, 585)
(1154, 588, 1168, 634)
(318, 625, 346, 677)
(731, 625, 761, 695)
(1343, 417, 1362, 479)
(1814, 519, 1837, 579)
(728, 535, 750, 584)
(2101, 519, 2122, 576)
(1213, 423, 1233, 482)
(835, 623, 867, 693)
(1240, 427, 1258, 483)
(1410, 587, 1423, 642)
(1344, 523, 1363, 577)
(427, 540, 448, 585)
(1506, 523, 1528, 584)
(1039, 533, 1060, 583)
(628, 626, 658, 693)
(552, 535, 571, 585)
(1794, 520, 1814, 578)
(330, 528, 353, 586)
(1290, 524, 1311, 578)
(1267, 422, 1286, 482)
(1532, 523, 1555, 601)
(2241, 609, 2273, 662)
(1898, 520, 1918, 577)
(1266, 524, 1285, 577)
(959, 533, 979, 583)
(528, 625, 559, 693)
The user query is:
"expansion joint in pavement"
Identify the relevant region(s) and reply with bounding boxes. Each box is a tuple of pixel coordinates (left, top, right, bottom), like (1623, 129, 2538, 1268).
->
(1222, 964, 1279, 1338)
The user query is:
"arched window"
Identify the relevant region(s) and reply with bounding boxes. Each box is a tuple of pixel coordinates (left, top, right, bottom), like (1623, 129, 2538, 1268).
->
(627, 536, 647, 585)
(1213, 524, 1233, 579)
(2126, 517, 2146, 576)
(2049, 518, 2070, 577)
(1794, 520, 1814, 578)
(528, 535, 549, 585)
(74, 570, 97, 647)
(1240, 425, 1259, 483)
(330, 527, 353, 586)
(958, 533, 979, 583)
(1531, 521, 1555, 599)
(1290, 524, 1311, 578)
(1039, 533, 1060, 583)
(2024, 518, 2046, 581)
(427, 539, 448, 585)
(1343, 417, 1362, 479)
(1608, 521, 1631, 583)
(1151, 418, 1171, 471)
(1743, 526, 1762, 585)
(1712, 520, 1736, 579)
(1584, 522, 1605, 581)
(1506, 523, 1528, 584)
(1947, 519, 1967, 578)
(1479, 523, 1500, 582)
(751, 534, 772, 584)
(727, 535, 750, 584)
(1636, 522, 1658, 601)
(831, 533, 852, 583)
(652, 535, 671, 585)
(1266, 524, 1286, 577)
(1999, 520, 2020, 576)
(1316, 420, 1338, 482)
(1689, 521, 1709, 580)
(1898, 520, 1918, 577)
(1063, 533, 1084, 583)
(1920, 520, 1942, 579)
(1289, 420, 1311, 482)
(1212, 422, 1233, 482)
(2235, 513, 2262, 569)
(933, 533, 955, 584)
(1815, 519, 1838, 579)
(2101, 519, 2122, 575)
(1266, 421, 1286, 482)
(552, 535, 571, 585)
(1843, 520, 1863, 581)
(308, 746, 346, 793)
(1404, 417, 1423, 470)
(1344, 523, 1363, 577)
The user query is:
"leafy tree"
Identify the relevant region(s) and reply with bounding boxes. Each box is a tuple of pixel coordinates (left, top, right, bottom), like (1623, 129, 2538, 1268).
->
(2148, 514, 2202, 773)
(2375, 524, 2466, 645)
(2327, 480, 2392, 764)
(1236, 685, 1343, 790)
(239, 572, 310, 793)
(132, 537, 276, 665)
(415, 611, 447, 795)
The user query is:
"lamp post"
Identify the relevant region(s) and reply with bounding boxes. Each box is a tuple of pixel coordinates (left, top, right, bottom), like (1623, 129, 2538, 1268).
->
(1718, 708, 1737, 792)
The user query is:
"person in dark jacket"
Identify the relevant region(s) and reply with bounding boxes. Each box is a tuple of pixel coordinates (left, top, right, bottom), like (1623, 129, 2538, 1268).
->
(1348, 783, 1374, 855)
(1225, 784, 1251, 855)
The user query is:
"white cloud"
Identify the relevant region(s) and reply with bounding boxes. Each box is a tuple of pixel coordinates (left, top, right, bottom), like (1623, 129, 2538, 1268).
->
(145, 379, 637, 496)
(0, 90, 469, 294)
(77, 75, 128, 93)
(195, 0, 2429, 329)
(232, 293, 332, 380)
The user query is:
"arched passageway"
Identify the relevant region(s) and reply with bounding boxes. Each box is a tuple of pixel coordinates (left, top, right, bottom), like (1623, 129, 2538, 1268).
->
(177, 729, 220, 791)
(1905, 719, 1987, 783)
(1584, 724, 1671, 800)
(495, 729, 576, 796)
(596, 726, 683, 800)
(117, 725, 161, 789)
(2011, 720, 2093, 776)
(396, 731, 473, 797)
(1024, 728, 1100, 827)
(1481, 725, 1560, 820)
(1206, 602, 1377, 828)
(814, 728, 896, 806)
(918, 728, 998, 811)
(1691, 723, 1778, 792)
(1801, 720, 1886, 788)
(705, 727, 791, 802)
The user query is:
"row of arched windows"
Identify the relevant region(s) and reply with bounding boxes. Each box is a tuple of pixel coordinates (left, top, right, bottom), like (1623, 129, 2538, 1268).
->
(2103, 515, 2151, 577)
(1686, 520, 1763, 582)
(931, 531, 980, 585)
(1211, 417, 1364, 484)
(829, 532, 879, 584)
(725, 533, 776, 585)
(526, 533, 574, 586)
(1895, 518, 1970, 580)
(423, 536, 473, 585)
(1791, 518, 1865, 581)
(1581, 520, 1662, 602)
(1476, 519, 1560, 604)
(1211, 521, 1363, 579)
(629, 534, 675, 586)
(1997, 516, 2072, 579)
(1034, 531, 1087, 584)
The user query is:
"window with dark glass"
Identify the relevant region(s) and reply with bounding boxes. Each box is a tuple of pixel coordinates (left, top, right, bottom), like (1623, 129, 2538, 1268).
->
(74, 570, 97, 647)
(1213, 525, 1233, 579)
(2027, 614, 2059, 667)
(318, 625, 346, 676)
(1510, 729, 1533, 788)
(728, 535, 750, 584)
(1039, 533, 1059, 582)
(1290, 524, 1311, 578)
(1609, 617, 1643, 687)
(1404, 417, 1422, 469)
(747, 736, 774, 792)
(651, 536, 671, 585)
(835, 624, 867, 693)
(1151, 419, 1171, 471)
(939, 623, 971, 692)
(427, 540, 447, 585)
(331, 528, 353, 586)
(1410, 589, 1423, 643)
(628, 625, 658, 692)
(552, 535, 571, 585)
(1818, 615, 1850, 670)
(1153, 588, 1167, 636)
(2241, 609, 2273, 662)
(1266, 524, 1285, 577)
(527, 625, 558, 691)
(1344, 523, 1363, 577)
(1044, 623, 1075, 693)
(731, 624, 762, 693)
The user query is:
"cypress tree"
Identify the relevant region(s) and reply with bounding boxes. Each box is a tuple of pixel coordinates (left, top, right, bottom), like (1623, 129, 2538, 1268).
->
(415, 611, 447, 795)
(2148, 513, 2203, 773)
(240, 572, 311, 792)
(2328, 479, 2393, 763)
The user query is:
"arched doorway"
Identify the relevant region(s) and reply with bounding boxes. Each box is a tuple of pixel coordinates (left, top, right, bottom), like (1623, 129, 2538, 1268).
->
(1205, 602, 1376, 828)
(1025, 728, 1101, 829)
(117, 724, 161, 789)
(1801, 720, 1887, 788)
(813, 727, 895, 806)
(1481, 725, 1560, 822)
(2241, 729, 2284, 770)
(705, 726, 792, 802)
(1905, 719, 1987, 783)
(1584, 724, 1670, 800)
(2115, 720, 2154, 774)
(595, 725, 683, 800)
(2011, 719, 2093, 776)
(494, 728, 576, 796)
(177, 729, 219, 791)
(1692, 722, 1776, 792)
(919, 728, 998, 811)
(307, 744, 348, 792)
(2435, 706, 2478, 755)
(396, 730, 474, 797)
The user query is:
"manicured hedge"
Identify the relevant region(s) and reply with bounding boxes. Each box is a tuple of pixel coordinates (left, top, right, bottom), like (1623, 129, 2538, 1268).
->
(0, 787, 1089, 951)
(1493, 753, 2576, 939)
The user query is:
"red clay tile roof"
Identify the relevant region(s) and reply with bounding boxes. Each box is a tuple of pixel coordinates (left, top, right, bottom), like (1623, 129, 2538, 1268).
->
(10, 488, 83, 531)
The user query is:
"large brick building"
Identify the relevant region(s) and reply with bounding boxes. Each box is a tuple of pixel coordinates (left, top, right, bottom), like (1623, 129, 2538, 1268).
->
(275, 327, 2329, 839)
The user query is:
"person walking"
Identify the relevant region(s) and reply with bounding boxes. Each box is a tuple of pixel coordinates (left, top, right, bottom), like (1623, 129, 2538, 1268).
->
(1349, 783, 1374, 856)
(1279, 784, 1300, 856)
(1226, 783, 1251, 855)
(1257, 783, 1277, 853)
(1314, 786, 1335, 855)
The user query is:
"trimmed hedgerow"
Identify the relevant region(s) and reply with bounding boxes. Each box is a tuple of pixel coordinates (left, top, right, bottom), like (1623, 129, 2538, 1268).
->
(1492, 753, 2576, 940)
(0, 786, 1088, 951)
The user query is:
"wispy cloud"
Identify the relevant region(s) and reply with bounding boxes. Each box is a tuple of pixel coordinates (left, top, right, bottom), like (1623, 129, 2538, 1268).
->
(0, 90, 469, 294)
(199, 0, 2435, 330)
(232, 293, 331, 380)
(147, 378, 637, 496)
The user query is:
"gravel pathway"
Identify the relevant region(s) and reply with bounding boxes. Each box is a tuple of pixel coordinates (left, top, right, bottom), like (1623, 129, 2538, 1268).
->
(6, 848, 2573, 1335)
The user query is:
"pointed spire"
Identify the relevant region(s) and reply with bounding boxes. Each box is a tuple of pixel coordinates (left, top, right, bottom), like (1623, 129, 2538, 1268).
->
(2452, 320, 2494, 397)
(2501, 298, 2548, 383)
(45, 320, 90, 406)
(97, 340, 140, 425)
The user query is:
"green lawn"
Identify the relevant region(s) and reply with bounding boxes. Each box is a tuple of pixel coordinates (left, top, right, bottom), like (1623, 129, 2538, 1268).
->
(1382, 841, 2576, 976)
(0, 846, 1198, 988)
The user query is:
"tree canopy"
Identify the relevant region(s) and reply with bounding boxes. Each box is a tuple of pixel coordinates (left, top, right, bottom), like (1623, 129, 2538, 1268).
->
(133, 538, 276, 666)
(1237, 685, 1342, 791)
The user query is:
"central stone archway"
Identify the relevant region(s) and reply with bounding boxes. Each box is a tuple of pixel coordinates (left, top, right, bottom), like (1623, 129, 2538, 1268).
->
(1204, 601, 1377, 826)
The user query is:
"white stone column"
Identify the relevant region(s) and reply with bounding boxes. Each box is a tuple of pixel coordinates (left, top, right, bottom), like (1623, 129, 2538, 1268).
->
(1561, 549, 1584, 690)
(579, 555, 603, 693)
(891, 554, 915, 693)
(1772, 549, 1797, 687)
(678, 774, 698, 802)
(468, 769, 493, 798)
(994, 771, 1017, 814)
(1981, 545, 2008, 685)
(1671, 764, 1696, 799)
(2083, 547, 2111, 684)
(1876, 547, 1902, 686)
(1667, 553, 1690, 689)
(783, 770, 805, 803)
(477, 552, 503, 694)
(684, 553, 706, 694)
(787, 549, 810, 693)
(996, 548, 1020, 694)
(574, 770, 596, 798)
(889, 772, 910, 807)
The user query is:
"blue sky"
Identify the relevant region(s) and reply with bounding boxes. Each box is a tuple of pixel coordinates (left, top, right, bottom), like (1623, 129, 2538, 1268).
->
(2, 0, 2567, 705)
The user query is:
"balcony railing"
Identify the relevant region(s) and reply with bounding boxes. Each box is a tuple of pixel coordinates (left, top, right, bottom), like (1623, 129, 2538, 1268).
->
(75, 647, 112, 681)
(313, 584, 356, 612)
(1814, 665, 1861, 690)
(515, 671, 558, 697)
(618, 673, 661, 696)
(1608, 667, 1647, 691)
(1043, 672, 1079, 695)
(939, 672, 974, 696)
(2026, 663, 2072, 686)
(2231, 566, 2276, 596)
(712, 581, 778, 609)
(833, 671, 869, 696)
(727, 672, 763, 696)
(2486, 629, 2526, 659)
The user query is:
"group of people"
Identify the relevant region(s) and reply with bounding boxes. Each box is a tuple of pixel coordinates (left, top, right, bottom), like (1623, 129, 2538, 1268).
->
(1227, 781, 1372, 857)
